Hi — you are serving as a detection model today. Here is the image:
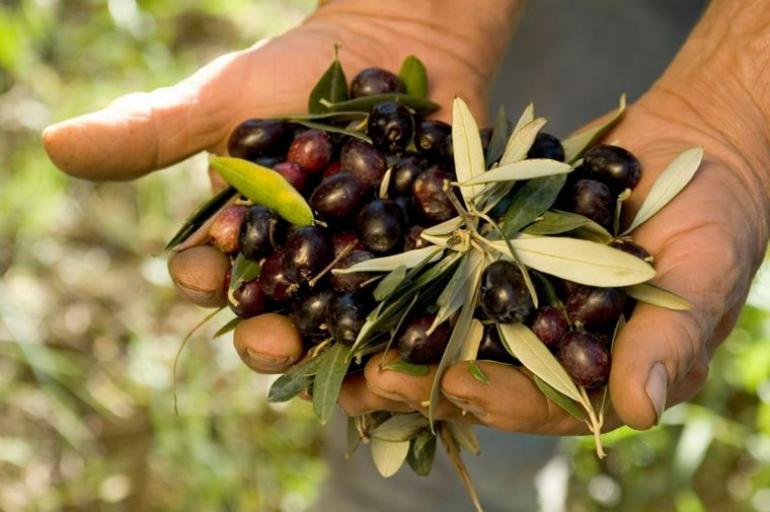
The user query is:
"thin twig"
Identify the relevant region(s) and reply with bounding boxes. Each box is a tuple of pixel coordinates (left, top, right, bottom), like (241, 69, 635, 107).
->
(438, 423, 485, 512)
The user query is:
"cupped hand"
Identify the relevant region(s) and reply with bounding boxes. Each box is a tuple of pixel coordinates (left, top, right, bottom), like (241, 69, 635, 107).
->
(342, 85, 770, 432)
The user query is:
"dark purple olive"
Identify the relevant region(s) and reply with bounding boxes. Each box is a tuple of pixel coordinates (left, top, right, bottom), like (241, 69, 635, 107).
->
(584, 144, 641, 193)
(480, 261, 533, 323)
(390, 154, 427, 197)
(254, 156, 282, 168)
(331, 250, 375, 293)
(327, 293, 370, 345)
(350, 68, 405, 98)
(412, 165, 454, 224)
(527, 132, 565, 162)
(323, 161, 342, 178)
(229, 279, 266, 319)
(477, 326, 517, 364)
(404, 225, 429, 251)
(340, 139, 386, 188)
(291, 289, 333, 343)
(282, 226, 332, 283)
(393, 196, 414, 226)
(398, 315, 451, 364)
(610, 239, 651, 261)
(568, 179, 613, 229)
(414, 120, 451, 159)
(259, 251, 296, 302)
(273, 161, 308, 193)
(530, 306, 569, 348)
(331, 231, 364, 257)
(367, 101, 414, 152)
(209, 205, 247, 254)
(558, 331, 610, 388)
(239, 206, 284, 260)
(566, 286, 626, 328)
(287, 129, 333, 173)
(357, 199, 405, 254)
(228, 119, 293, 161)
(310, 172, 367, 223)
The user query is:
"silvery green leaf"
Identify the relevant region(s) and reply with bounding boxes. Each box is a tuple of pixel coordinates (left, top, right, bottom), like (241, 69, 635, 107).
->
(407, 431, 436, 476)
(165, 186, 237, 250)
(623, 147, 704, 234)
(626, 283, 692, 310)
(422, 216, 463, 236)
(313, 343, 352, 424)
(284, 111, 366, 122)
(291, 120, 370, 142)
(371, 413, 430, 442)
(229, 253, 261, 293)
(461, 159, 572, 186)
(334, 246, 442, 274)
(523, 210, 611, 241)
(379, 167, 392, 199)
(382, 359, 430, 376)
(459, 319, 484, 361)
(485, 105, 510, 166)
(468, 361, 489, 384)
(512, 103, 535, 135)
(268, 350, 329, 402)
(452, 97, 486, 206)
(489, 235, 655, 286)
(446, 421, 480, 455)
(346, 416, 362, 458)
(501, 175, 568, 237)
(431, 251, 483, 331)
(498, 323, 582, 402)
(374, 265, 408, 301)
(419, 232, 451, 248)
(429, 261, 484, 426)
(562, 94, 627, 162)
(213, 317, 240, 339)
(613, 188, 631, 236)
(533, 376, 586, 421)
(500, 117, 547, 165)
(371, 438, 410, 478)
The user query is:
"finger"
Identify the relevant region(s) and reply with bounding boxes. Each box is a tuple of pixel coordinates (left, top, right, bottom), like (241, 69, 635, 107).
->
(363, 351, 461, 420)
(167, 245, 229, 307)
(338, 373, 415, 416)
(233, 313, 303, 374)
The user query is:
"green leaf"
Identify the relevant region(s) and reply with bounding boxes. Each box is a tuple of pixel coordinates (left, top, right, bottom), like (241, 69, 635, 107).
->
(458, 319, 484, 362)
(312, 343, 352, 424)
(468, 361, 489, 384)
(498, 323, 583, 402)
(489, 235, 655, 287)
(213, 317, 240, 338)
(322, 93, 440, 114)
(501, 175, 567, 237)
(165, 186, 237, 250)
(371, 413, 430, 442)
(346, 416, 362, 458)
(523, 210, 610, 239)
(407, 431, 436, 476)
(308, 47, 348, 114)
(562, 94, 627, 162)
(623, 147, 704, 234)
(500, 117, 547, 165)
(267, 352, 329, 403)
(398, 55, 428, 99)
(382, 359, 430, 376)
(533, 376, 586, 421)
(283, 111, 366, 122)
(512, 103, 535, 135)
(432, 251, 483, 330)
(334, 246, 442, 274)
(446, 421, 480, 455)
(374, 265, 408, 301)
(210, 156, 314, 226)
(461, 159, 571, 188)
(371, 439, 410, 478)
(531, 271, 562, 307)
(626, 283, 692, 310)
(422, 216, 463, 237)
(452, 97, 486, 206)
(229, 252, 261, 293)
(290, 120, 370, 142)
(485, 105, 509, 167)
(613, 188, 631, 236)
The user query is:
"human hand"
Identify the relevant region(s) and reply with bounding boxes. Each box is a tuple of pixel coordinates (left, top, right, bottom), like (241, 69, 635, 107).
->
(43, 0, 521, 374)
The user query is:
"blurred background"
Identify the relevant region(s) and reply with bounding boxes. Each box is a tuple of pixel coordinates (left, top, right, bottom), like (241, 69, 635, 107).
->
(0, 0, 768, 511)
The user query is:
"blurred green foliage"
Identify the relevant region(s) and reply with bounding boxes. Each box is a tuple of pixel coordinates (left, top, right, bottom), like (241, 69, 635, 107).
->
(0, 0, 769, 511)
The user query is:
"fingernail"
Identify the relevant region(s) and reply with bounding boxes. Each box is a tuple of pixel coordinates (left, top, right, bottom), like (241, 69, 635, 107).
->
(245, 349, 291, 372)
(444, 394, 487, 417)
(645, 363, 668, 424)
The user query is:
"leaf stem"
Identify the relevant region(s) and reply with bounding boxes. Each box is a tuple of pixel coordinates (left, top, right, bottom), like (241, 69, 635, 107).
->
(438, 423, 485, 512)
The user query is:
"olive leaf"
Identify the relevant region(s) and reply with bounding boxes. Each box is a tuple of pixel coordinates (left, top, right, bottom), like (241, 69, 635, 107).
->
(213, 317, 240, 339)
(284, 111, 367, 122)
(626, 283, 692, 310)
(622, 147, 704, 234)
(210, 156, 314, 226)
(562, 94, 627, 162)
(446, 421, 480, 455)
(431, 251, 483, 332)
(523, 210, 612, 242)
(335, 246, 442, 274)
(308, 45, 348, 114)
(512, 102, 535, 135)
(533, 376, 586, 421)
(165, 186, 237, 250)
(381, 359, 429, 376)
(371, 438, 411, 478)
(458, 319, 484, 361)
(422, 216, 463, 237)
(489, 235, 655, 287)
(373, 265, 408, 301)
(407, 431, 436, 476)
(531, 271, 562, 307)
(485, 105, 510, 167)
(398, 55, 428, 99)
(499, 117, 547, 165)
(429, 261, 483, 427)
(370, 413, 430, 442)
(468, 361, 489, 384)
(501, 175, 568, 237)
(321, 93, 440, 114)
(497, 323, 583, 403)
(462, 159, 571, 187)
(312, 343, 352, 424)
(229, 253, 261, 293)
(346, 416, 362, 458)
(267, 351, 329, 403)
(291, 120, 370, 142)
(452, 97, 486, 207)
(613, 188, 631, 236)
